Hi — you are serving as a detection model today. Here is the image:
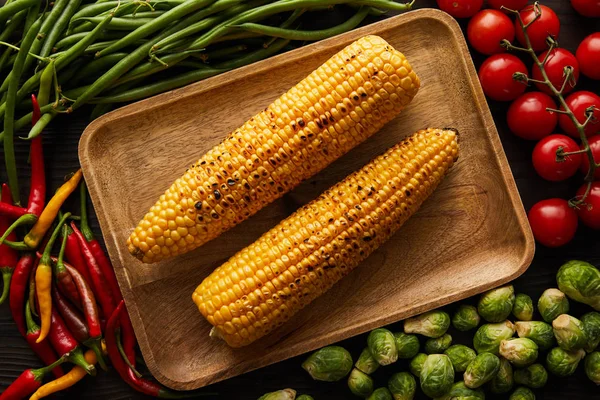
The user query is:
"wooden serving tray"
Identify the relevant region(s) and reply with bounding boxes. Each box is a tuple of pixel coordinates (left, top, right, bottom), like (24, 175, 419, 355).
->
(79, 9, 534, 390)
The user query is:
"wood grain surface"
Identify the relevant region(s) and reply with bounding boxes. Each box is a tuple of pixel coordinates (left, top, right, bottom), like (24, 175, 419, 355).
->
(1, 1, 599, 399)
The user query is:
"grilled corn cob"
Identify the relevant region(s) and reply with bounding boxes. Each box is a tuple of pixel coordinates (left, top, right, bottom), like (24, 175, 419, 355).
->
(127, 35, 420, 263)
(192, 128, 460, 347)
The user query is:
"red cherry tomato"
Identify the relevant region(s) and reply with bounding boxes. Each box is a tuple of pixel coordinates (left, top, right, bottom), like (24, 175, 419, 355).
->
(487, 0, 528, 11)
(577, 33, 600, 80)
(571, 0, 600, 17)
(558, 91, 600, 138)
(580, 135, 600, 180)
(528, 198, 578, 247)
(478, 54, 528, 101)
(532, 134, 582, 181)
(576, 182, 600, 230)
(507, 92, 558, 140)
(532, 49, 580, 95)
(515, 5, 560, 52)
(436, 0, 484, 18)
(467, 10, 515, 55)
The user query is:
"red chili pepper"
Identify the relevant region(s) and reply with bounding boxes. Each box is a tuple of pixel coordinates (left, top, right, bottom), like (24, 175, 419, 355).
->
(48, 307, 96, 376)
(0, 184, 19, 305)
(53, 223, 81, 307)
(27, 94, 45, 217)
(0, 357, 65, 400)
(24, 300, 65, 379)
(63, 223, 92, 286)
(0, 202, 27, 219)
(9, 254, 35, 337)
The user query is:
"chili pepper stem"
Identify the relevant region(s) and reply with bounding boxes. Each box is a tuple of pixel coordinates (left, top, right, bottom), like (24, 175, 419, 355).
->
(0, 267, 11, 304)
(116, 329, 142, 378)
(67, 346, 97, 376)
(0, 213, 37, 247)
(85, 337, 108, 371)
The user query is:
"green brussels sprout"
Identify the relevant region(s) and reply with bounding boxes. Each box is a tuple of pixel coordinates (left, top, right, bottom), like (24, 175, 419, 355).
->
(434, 381, 484, 400)
(367, 388, 393, 400)
(513, 363, 548, 389)
(420, 354, 454, 398)
(404, 310, 450, 338)
(296, 396, 313, 400)
(557, 260, 600, 310)
(515, 321, 556, 350)
(302, 346, 353, 382)
(387, 372, 416, 400)
(552, 314, 588, 351)
(581, 312, 600, 352)
(425, 334, 452, 354)
(355, 347, 379, 375)
(258, 389, 296, 400)
(509, 386, 536, 400)
(473, 320, 516, 355)
(409, 353, 427, 377)
(546, 347, 586, 377)
(538, 288, 570, 323)
(513, 293, 534, 321)
(348, 368, 374, 398)
(444, 345, 477, 373)
(452, 305, 481, 332)
(499, 338, 538, 367)
(463, 352, 500, 388)
(368, 328, 398, 366)
(585, 351, 600, 385)
(393, 332, 420, 359)
(489, 357, 513, 394)
(478, 285, 515, 323)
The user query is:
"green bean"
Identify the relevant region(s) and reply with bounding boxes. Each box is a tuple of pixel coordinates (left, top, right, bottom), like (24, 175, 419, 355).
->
(25, 112, 55, 139)
(37, 60, 55, 106)
(70, 52, 128, 85)
(0, 46, 13, 73)
(23, 0, 42, 33)
(75, 16, 156, 31)
(198, 43, 247, 62)
(58, 58, 86, 85)
(0, 10, 27, 42)
(68, 2, 139, 34)
(210, 31, 262, 45)
(122, 10, 167, 18)
(70, 0, 124, 21)
(263, 7, 305, 48)
(0, 103, 55, 142)
(177, 60, 208, 68)
(54, 30, 124, 51)
(0, 0, 39, 26)
(40, 0, 85, 58)
(82, 39, 146, 54)
(114, 52, 189, 85)
(152, 14, 222, 54)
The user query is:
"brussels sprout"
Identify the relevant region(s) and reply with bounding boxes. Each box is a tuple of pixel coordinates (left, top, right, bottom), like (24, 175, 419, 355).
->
(404, 310, 450, 338)
(296, 396, 313, 400)
(463, 352, 500, 388)
(387, 372, 416, 400)
(348, 368, 374, 398)
(515, 321, 556, 350)
(499, 338, 538, 367)
(478, 285, 515, 323)
(258, 389, 296, 400)
(513, 363, 548, 389)
(509, 387, 536, 400)
(368, 329, 398, 366)
(435, 381, 484, 400)
(513, 293, 534, 321)
(420, 354, 454, 398)
(452, 305, 481, 332)
(581, 312, 600, 352)
(546, 347, 586, 377)
(552, 314, 588, 351)
(557, 260, 600, 310)
(425, 334, 452, 354)
(538, 288, 570, 323)
(473, 320, 516, 355)
(356, 347, 380, 375)
(409, 353, 427, 377)
(585, 351, 600, 385)
(393, 332, 420, 359)
(302, 346, 353, 382)
(367, 388, 393, 400)
(444, 345, 477, 373)
(489, 357, 513, 394)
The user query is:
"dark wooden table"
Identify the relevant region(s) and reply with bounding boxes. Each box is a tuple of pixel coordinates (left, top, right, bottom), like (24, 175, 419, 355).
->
(1, 1, 600, 399)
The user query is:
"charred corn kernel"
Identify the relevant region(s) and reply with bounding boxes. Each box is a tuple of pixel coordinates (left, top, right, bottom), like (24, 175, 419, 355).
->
(193, 128, 460, 347)
(128, 35, 420, 263)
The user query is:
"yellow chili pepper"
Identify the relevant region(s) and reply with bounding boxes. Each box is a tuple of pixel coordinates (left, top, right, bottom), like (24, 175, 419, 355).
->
(29, 349, 97, 400)
(24, 169, 82, 249)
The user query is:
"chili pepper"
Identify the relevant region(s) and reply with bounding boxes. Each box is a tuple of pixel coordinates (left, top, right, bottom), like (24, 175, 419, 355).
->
(36, 212, 71, 343)
(0, 201, 27, 219)
(62, 222, 92, 284)
(27, 94, 45, 217)
(0, 356, 65, 400)
(29, 349, 97, 400)
(24, 300, 65, 379)
(9, 254, 35, 337)
(0, 184, 19, 305)
(53, 223, 81, 306)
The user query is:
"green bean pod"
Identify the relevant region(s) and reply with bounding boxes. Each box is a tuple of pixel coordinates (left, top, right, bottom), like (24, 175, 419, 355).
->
(39, 0, 84, 58)
(0, 0, 39, 26)
(54, 30, 124, 51)
(114, 53, 190, 85)
(75, 16, 156, 31)
(0, 9, 27, 42)
(70, 53, 129, 86)
(25, 112, 55, 139)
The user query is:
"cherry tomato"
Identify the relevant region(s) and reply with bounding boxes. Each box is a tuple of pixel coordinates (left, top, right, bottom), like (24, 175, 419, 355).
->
(532, 49, 580, 95)
(478, 54, 528, 101)
(532, 134, 582, 181)
(436, 0, 484, 18)
(558, 91, 600, 138)
(576, 182, 600, 230)
(507, 92, 558, 140)
(487, 0, 528, 12)
(528, 198, 578, 247)
(580, 135, 600, 180)
(571, 0, 600, 17)
(577, 33, 600, 80)
(515, 5, 560, 52)
(467, 10, 515, 55)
